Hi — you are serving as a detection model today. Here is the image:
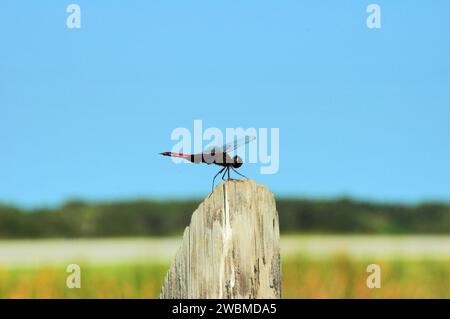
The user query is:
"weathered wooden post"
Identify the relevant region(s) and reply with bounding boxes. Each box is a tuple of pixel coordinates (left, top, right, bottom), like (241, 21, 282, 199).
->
(160, 179, 281, 298)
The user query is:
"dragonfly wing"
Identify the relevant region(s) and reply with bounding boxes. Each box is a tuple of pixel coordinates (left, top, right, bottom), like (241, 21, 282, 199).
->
(223, 135, 256, 152)
(203, 135, 256, 154)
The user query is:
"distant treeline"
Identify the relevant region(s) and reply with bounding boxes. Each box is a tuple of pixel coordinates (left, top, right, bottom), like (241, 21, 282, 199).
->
(0, 198, 449, 238)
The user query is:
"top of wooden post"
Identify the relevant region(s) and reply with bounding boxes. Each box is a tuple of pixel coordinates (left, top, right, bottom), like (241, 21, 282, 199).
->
(160, 179, 282, 299)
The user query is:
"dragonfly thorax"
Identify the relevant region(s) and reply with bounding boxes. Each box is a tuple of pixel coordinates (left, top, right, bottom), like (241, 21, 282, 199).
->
(232, 155, 243, 168)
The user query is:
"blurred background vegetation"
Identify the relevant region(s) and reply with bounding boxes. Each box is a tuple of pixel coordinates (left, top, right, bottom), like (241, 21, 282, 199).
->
(1, 198, 449, 238)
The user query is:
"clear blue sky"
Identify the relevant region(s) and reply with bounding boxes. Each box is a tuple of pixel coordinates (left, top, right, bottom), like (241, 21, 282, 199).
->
(1, 1, 449, 207)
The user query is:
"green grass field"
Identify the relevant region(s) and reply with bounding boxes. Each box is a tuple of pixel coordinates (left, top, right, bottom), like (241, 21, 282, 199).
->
(0, 235, 449, 298)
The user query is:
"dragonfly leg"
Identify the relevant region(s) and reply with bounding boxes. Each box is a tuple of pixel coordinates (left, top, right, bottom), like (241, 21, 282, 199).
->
(227, 166, 231, 180)
(231, 167, 248, 179)
(221, 167, 228, 181)
(212, 167, 226, 193)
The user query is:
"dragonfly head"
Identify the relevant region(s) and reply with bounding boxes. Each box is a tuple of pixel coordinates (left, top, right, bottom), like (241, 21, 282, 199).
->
(232, 155, 243, 168)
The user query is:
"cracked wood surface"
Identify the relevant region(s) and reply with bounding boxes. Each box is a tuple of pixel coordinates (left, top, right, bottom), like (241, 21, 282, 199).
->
(160, 179, 281, 299)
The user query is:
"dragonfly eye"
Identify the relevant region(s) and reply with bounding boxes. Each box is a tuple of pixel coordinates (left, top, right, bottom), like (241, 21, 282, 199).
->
(232, 155, 243, 168)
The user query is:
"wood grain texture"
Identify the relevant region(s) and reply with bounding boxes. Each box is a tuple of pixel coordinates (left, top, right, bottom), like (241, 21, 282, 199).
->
(160, 179, 281, 299)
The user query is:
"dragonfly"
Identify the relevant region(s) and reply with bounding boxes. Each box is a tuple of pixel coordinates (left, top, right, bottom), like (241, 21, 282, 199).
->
(160, 135, 256, 192)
